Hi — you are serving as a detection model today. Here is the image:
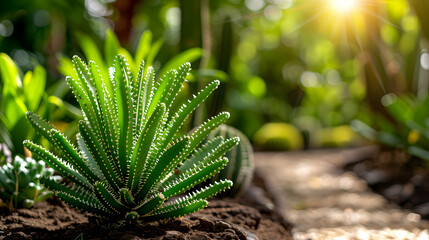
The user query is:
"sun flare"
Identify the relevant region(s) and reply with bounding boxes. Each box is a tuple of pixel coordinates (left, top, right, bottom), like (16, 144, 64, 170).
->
(330, 0, 358, 13)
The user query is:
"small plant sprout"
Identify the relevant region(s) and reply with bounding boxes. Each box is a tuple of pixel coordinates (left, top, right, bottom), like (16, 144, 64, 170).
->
(24, 55, 238, 223)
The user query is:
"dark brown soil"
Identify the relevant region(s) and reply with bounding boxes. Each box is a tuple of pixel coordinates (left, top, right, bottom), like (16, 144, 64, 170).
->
(344, 148, 429, 219)
(0, 176, 292, 240)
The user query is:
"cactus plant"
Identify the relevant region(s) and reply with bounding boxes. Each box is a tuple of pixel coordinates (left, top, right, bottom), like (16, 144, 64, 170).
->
(0, 156, 59, 209)
(24, 55, 238, 223)
(206, 125, 254, 197)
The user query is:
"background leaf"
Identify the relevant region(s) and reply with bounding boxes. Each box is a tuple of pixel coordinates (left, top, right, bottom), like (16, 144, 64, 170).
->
(23, 66, 46, 112)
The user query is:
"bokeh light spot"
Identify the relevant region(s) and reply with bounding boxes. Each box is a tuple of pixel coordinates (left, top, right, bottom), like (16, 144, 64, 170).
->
(420, 53, 429, 70)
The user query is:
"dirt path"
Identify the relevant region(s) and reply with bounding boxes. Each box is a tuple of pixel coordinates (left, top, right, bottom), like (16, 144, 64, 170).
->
(255, 147, 429, 240)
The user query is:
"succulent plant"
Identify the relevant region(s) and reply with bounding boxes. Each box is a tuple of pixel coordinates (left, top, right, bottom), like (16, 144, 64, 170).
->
(24, 55, 238, 223)
(206, 125, 254, 197)
(0, 156, 58, 209)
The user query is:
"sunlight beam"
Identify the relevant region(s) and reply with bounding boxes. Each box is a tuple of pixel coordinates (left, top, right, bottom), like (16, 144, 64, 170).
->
(331, 0, 358, 13)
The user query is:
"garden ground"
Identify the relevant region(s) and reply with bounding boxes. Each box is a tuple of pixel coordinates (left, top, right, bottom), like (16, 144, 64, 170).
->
(255, 147, 429, 240)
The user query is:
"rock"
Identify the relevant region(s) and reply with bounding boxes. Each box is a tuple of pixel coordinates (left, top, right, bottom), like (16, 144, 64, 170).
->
(416, 202, 429, 219)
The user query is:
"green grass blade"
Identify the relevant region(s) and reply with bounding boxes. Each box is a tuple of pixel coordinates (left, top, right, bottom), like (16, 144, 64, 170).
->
(76, 32, 105, 71)
(144, 39, 163, 74)
(135, 30, 152, 66)
(158, 49, 201, 78)
(23, 65, 46, 112)
(104, 29, 120, 67)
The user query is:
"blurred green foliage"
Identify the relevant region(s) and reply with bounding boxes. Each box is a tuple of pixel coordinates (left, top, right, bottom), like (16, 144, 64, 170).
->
(1, 0, 429, 157)
(253, 122, 303, 151)
(0, 53, 47, 155)
(0, 0, 108, 76)
(353, 93, 429, 165)
(0, 53, 81, 157)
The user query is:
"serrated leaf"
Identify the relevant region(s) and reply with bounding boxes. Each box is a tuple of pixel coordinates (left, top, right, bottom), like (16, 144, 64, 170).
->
(24, 141, 92, 190)
(93, 181, 127, 214)
(161, 157, 229, 199)
(128, 103, 166, 192)
(144, 199, 207, 221)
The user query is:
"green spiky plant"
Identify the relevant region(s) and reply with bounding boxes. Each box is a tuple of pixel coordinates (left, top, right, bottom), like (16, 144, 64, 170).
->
(205, 125, 254, 197)
(0, 156, 59, 209)
(24, 54, 239, 223)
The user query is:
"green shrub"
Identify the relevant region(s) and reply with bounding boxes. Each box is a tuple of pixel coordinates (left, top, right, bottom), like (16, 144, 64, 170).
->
(24, 55, 237, 224)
